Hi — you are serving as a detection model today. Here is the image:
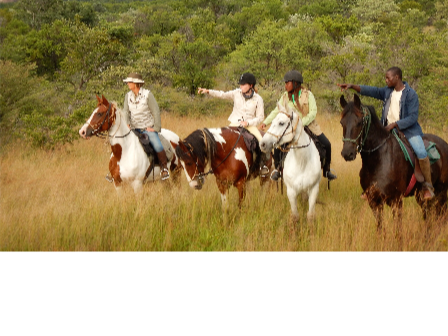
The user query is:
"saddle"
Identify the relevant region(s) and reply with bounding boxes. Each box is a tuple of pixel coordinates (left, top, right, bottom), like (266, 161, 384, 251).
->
(394, 130, 441, 181)
(238, 126, 258, 153)
(132, 129, 174, 165)
(235, 127, 263, 174)
(304, 126, 326, 169)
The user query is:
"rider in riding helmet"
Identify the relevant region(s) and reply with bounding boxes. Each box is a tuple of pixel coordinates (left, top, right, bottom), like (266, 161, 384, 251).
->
(198, 72, 270, 177)
(122, 72, 170, 180)
(259, 70, 337, 181)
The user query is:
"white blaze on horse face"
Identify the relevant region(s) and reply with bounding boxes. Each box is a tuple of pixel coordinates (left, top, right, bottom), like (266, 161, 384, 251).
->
(208, 128, 226, 147)
(234, 147, 250, 177)
(180, 160, 199, 188)
(87, 107, 98, 124)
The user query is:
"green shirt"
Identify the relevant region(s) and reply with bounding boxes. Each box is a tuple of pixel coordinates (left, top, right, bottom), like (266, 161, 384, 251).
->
(263, 90, 317, 127)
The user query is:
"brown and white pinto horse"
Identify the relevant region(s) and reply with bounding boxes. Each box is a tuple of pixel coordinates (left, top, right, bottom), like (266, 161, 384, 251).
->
(79, 95, 180, 193)
(175, 127, 271, 209)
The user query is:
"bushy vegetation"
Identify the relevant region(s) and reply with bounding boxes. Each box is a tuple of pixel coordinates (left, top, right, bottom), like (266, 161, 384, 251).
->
(1, 0, 448, 148)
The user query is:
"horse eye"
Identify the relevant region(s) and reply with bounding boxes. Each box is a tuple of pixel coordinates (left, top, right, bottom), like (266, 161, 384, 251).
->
(279, 122, 284, 126)
(98, 112, 103, 116)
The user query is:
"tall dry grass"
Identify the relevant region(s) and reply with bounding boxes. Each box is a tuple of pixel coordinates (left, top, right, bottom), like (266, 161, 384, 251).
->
(1, 113, 447, 251)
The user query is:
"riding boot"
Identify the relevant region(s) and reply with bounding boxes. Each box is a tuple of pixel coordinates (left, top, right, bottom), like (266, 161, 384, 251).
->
(419, 157, 435, 199)
(260, 151, 270, 177)
(324, 163, 337, 180)
(270, 148, 281, 181)
(156, 150, 170, 181)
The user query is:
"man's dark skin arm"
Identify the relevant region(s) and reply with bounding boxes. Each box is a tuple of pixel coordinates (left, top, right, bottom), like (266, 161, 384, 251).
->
(337, 83, 398, 132)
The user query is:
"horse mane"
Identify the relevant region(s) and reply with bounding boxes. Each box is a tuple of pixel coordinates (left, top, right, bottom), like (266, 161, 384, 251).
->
(176, 128, 217, 166)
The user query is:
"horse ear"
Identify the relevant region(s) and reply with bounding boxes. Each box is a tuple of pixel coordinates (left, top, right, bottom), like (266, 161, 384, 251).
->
(96, 94, 102, 104)
(102, 95, 109, 107)
(354, 94, 361, 109)
(340, 95, 347, 108)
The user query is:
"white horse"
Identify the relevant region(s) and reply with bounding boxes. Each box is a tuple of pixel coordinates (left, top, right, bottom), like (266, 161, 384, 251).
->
(79, 95, 180, 193)
(260, 103, 321, 222)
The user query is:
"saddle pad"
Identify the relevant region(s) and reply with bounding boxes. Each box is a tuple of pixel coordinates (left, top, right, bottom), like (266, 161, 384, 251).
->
(426, 141, 440, 165)
(304, 126, 326, 168)
(237, 127, 258, 153)
(132, 130, 174, 162)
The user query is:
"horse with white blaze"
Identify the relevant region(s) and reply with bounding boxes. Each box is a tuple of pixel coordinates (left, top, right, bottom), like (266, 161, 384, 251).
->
(79, 95, 180, 193)
(260, 102, 321, 222)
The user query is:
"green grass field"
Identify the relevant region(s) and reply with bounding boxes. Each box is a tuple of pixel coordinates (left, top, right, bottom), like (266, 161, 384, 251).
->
(1, 113, 447, 251)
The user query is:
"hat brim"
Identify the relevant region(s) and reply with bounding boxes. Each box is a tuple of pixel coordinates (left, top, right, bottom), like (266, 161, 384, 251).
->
(123, 77, 145, 84)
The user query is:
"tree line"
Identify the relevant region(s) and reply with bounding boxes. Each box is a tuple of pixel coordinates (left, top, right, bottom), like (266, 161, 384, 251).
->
(1, 0, 448, 148)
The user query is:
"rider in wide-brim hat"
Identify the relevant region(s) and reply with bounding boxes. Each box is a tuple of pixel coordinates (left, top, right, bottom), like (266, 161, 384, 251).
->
(259, 70, 337, 182)
(122, 72, 170, 180)
(197, 72, 270, 177)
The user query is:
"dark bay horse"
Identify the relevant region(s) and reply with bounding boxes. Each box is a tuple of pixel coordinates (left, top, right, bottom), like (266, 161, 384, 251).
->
(175, 127, 271, 209)
(340, 94, 448, 231)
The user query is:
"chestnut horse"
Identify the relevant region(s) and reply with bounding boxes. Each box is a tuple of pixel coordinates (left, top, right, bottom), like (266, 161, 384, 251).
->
(340, 94, 448, 231)
(175, 127, 271, 209)
(79, 95, 180, 193)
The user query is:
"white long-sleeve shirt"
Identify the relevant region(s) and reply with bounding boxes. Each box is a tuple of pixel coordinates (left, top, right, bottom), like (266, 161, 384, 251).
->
(208, 88, 264, 127)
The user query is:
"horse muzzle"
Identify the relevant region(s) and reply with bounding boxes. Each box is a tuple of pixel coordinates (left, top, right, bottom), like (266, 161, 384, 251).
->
(260, 139, 273, 153)
(79, 124, 93, 139)
(341, 145, 357, 161)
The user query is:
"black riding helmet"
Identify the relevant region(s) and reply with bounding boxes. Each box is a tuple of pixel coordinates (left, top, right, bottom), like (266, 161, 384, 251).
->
(284, 70, 303, 84)
(284, 70, 303, 92)
(238, 72, 256, 86)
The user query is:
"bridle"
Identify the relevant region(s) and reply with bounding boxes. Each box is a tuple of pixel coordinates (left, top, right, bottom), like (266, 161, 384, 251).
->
(342, 105, 389, 153)
(266, 111, 310, 151)
(88, 103, 131, 139)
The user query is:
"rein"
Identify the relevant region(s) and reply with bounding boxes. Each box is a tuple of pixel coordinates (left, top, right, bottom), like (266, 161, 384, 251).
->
(342, 105, 390, 153)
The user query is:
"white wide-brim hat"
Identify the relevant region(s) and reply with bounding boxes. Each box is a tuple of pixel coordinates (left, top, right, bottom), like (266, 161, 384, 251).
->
(123, 72, 145, 84)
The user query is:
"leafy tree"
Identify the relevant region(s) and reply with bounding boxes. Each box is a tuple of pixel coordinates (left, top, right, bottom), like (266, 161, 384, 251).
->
(59, 20, 127, 92)
(295, 0, 341, 17)
(134, 4, 183, 36)
(316, 15, 360, 43)
(25, 20, 71, 79)
(352, 0, 399, 23)
(15, 0, 64, 29)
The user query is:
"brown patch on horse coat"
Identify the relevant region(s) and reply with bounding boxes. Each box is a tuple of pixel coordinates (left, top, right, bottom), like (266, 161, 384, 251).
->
(109, 144, 122, 184)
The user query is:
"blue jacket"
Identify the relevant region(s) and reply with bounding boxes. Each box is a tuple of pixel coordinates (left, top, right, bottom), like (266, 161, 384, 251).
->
(359, 82, 423, 138)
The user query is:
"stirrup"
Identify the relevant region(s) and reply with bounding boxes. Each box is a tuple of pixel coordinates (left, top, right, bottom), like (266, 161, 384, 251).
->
(105, 174, 114, 183)
(326, 169, 337, 181)
(270, 169, 281, 181)
(260, 165, 269, 177)
(160, 168, 170, 181)
(422, 182, 435, 200)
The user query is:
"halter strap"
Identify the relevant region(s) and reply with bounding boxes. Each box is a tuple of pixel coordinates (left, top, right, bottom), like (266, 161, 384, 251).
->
(342, 105, 371, 152)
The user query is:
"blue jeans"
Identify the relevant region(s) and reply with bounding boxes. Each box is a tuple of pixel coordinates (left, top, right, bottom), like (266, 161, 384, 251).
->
(408, 135, 427, 159)
(139, 129, 164, 153)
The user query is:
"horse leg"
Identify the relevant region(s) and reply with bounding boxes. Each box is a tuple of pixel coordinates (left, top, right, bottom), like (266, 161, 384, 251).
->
(369, 201, 384, 235)
(216, 179, 230, 213)
(306, 184, 320, 222)
(235, 179, 247, 209)
(131, 179, 143, 193)
(391, 198, 403, 246)
(287, 187, 300, 224)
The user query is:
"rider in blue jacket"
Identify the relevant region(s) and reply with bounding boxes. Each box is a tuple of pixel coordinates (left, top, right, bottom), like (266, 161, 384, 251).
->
(338, 67, 434, 199)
